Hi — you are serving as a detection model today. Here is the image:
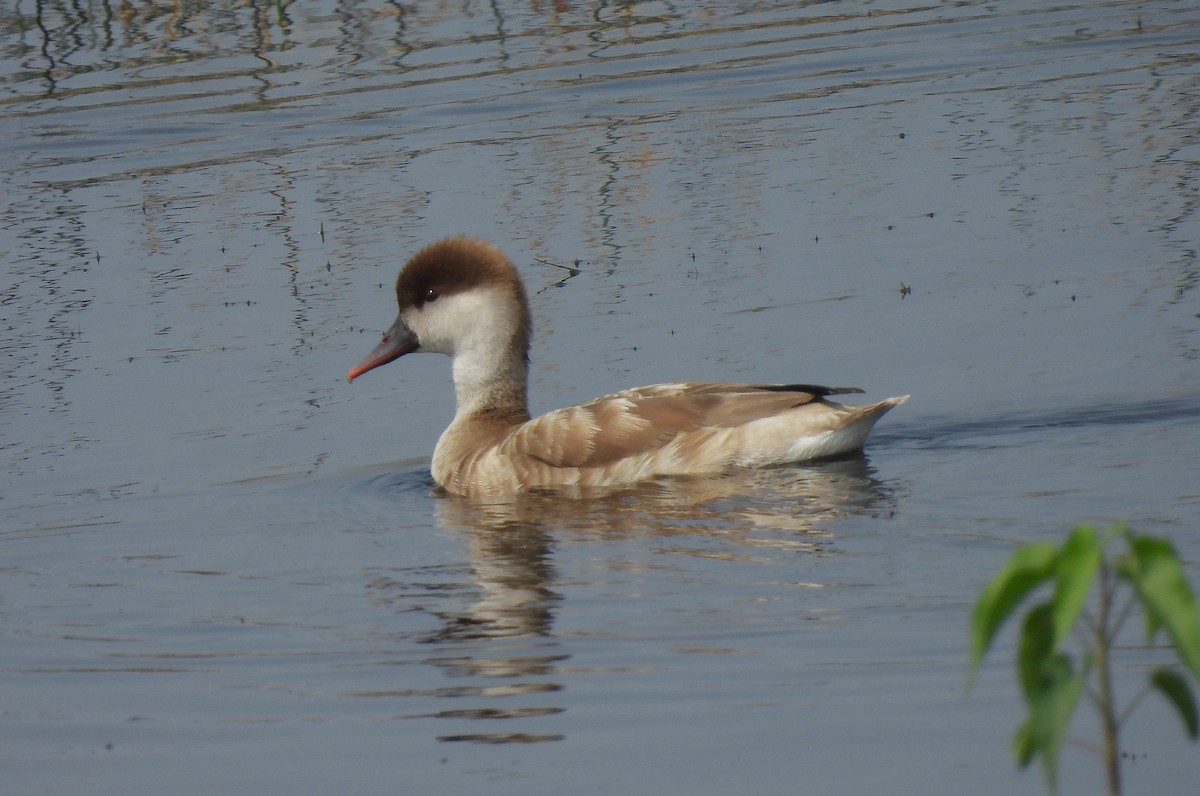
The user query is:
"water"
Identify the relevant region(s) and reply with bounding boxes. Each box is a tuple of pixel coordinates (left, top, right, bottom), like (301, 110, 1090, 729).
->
(3, 1, 1199, 793)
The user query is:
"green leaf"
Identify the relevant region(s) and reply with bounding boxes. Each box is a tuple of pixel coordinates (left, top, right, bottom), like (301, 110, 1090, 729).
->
(1013, 717, 1036, 768)
(1024, 652, 1083, 794)
(1117, 533, 1200, 682)
(1013, 604, 1084, 792)
(968, 541, 1059, 685)
(1050, 525, 1100, 650)
(1151, 667, 1199, 739)
(1017, 602, 1056, 701)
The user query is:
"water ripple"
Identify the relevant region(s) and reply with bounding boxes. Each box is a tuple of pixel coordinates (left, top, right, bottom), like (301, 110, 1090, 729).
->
(879, 395, 1200, 450)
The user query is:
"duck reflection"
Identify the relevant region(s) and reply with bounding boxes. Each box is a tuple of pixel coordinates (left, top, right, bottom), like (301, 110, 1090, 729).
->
(425, 518, 559, 641)
(390, 454, 898, 743)
(439, 452, 894, 534)
(430, 453, 897, 638)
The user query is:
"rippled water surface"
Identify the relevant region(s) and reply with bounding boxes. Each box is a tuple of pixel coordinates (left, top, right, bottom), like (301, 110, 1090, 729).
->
(3, 1, 1199, 794)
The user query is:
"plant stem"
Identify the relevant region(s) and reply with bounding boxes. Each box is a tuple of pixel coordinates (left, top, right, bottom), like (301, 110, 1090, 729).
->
(1095, 562, 1122, 796)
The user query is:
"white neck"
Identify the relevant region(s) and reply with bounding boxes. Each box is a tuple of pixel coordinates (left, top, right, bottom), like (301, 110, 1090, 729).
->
(451, 343, 529, 419)
(413, 288, 530, 422)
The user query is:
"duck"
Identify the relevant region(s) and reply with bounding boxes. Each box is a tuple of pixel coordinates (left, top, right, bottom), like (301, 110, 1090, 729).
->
(347, 236, 907, 500)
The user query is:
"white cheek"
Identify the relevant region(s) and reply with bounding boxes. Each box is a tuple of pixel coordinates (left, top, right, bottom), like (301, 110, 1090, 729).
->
(408, 290, 516, 357)
(406, 302, 456, 355)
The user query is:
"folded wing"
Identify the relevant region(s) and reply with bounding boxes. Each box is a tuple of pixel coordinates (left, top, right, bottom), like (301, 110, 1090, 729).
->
(500, 382, 862, 469)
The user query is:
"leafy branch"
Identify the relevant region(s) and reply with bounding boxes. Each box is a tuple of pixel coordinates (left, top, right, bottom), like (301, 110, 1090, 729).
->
(967, 524, 1200, 795)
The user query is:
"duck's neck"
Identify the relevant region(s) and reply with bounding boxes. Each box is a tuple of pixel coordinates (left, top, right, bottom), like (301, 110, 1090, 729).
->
(450, 341, 531, 425)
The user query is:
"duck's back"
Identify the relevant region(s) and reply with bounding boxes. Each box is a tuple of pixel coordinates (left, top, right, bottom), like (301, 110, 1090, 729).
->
(432, 382, 907, 498)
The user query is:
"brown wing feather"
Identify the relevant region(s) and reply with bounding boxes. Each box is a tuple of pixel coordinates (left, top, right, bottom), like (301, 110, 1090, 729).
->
(499, 382, 846, 469)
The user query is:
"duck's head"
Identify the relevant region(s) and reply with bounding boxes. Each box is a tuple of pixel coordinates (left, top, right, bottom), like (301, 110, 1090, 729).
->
(347, 236, 532, 382)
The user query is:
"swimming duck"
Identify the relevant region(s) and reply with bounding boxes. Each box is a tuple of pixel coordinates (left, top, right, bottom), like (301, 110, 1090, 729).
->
(347, 236, 907, 499)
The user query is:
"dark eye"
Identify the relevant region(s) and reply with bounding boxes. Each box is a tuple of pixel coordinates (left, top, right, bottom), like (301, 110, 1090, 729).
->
(424, 287, 438, 303)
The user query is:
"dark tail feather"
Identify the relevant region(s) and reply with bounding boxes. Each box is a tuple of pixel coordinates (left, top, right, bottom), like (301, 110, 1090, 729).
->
(760, 384, 866, 398)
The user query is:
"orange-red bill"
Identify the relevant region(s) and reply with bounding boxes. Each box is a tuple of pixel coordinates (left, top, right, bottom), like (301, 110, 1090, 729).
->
(346, 315, 419, 382)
